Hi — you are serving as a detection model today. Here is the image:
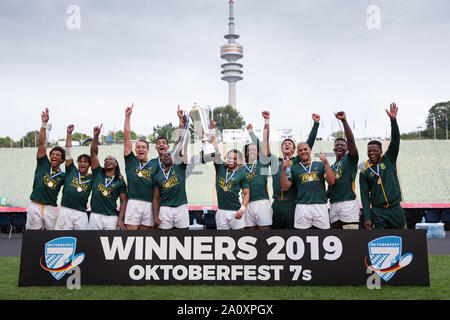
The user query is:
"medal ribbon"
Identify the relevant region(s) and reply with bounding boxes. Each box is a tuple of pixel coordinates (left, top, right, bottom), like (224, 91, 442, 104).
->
(49, 168, 62, 180)
(139, 159, 151, 171)
(158, 158, 164, 170)
(299, 161, 312, 176)
(333, 160, 342, 173)
(245, 161, 256, 174)
(162, 168, 172, 181)
(104, 176, 115, 189)
(225, 168, 237, 185)
(367, 161, 380, 177)
(78, 172, 91, 185)
(366, 159, 389, 208)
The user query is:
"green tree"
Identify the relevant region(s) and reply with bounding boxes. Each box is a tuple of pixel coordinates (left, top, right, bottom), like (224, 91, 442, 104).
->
(331, 130, 344, 139)
(72, 132, 90, 142)
(0, 137, 13, 148)
(150, 123, 176, 143)
(426, 101, 449, 131)
(212, 105, 246, 133)
(20, 130, 39, 147)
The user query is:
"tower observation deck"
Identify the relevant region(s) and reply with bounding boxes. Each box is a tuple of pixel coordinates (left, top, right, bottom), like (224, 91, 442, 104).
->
(220, 0, 243, 109)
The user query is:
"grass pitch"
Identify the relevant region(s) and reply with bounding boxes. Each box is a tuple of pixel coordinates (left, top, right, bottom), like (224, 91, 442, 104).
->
(0, 256, 449, 300)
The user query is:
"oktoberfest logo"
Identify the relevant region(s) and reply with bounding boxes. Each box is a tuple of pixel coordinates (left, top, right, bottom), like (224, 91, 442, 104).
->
(40, 237, 85, 280)
(365, 236, 413, 281)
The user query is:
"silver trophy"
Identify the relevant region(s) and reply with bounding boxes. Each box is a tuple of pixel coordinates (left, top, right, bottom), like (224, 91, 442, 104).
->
(188, 105, 217, 163)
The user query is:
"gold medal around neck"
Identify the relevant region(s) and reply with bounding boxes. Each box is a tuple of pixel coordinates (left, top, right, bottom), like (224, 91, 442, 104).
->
(77, 187, 82, 192)
(47, 181, 54, 187)
(335, 174, 340, 179)
(164, 182, 170, 188)
(103, 190, 109, 196)
(223, 187, 228, 192)
(138, 172, 143, 177)
(308, 176, 313, 182)
(377, 178, 382, 184)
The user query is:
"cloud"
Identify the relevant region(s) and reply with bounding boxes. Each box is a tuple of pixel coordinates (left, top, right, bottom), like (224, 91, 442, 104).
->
(0, 0, 449, 141)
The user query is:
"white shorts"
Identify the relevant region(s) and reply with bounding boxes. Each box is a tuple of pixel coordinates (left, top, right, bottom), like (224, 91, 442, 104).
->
(158, 204, 189, 229)
(329, 199, 360, 224)
(88, 212, 118, 230)
(124, 199, 154, 227)
(55, 207, 89, 230)
(26, 202, 58, 230)
(245, 199, 273, 227)
(294, 203, 330, 230)
(216, 209, 246, 230)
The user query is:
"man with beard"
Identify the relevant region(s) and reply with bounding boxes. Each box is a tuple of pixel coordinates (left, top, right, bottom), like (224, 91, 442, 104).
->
(359, 103, 406, 230)
(26, 108, 66, 230)
(281, 142, 335, 229)
(89, 124, 128, 230)
(56, 124, 92, 230)
(328, 112, 360, 229)
(211, 120, 250, 230)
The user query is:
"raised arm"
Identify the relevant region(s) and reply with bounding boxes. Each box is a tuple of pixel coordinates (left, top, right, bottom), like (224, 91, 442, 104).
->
(210, 119, 222, 164)
(90, 124, 102, 170)
(320, 151, 335, 186)
(306, 114, 320, 149)
(172, 105, 188, 163)
(384, 102, 400, 162)
(261, 111, 271, 156)
(335, 112, 358, 157)
(37, 108, 49, 159)
(124, 103, 134, 157)
(65, 124, 74, 167)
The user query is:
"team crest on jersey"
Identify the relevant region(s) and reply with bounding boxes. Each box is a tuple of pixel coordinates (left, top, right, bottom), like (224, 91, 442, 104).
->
(365, 236, 413, 281)
(40, 237, 85, 280)
(380, 163, 386, 170)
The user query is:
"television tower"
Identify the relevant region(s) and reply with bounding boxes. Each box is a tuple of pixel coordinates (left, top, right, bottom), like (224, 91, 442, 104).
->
(220, 0, 243, 109)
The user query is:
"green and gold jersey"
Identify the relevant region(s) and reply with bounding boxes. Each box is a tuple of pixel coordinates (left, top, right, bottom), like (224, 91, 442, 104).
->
(272, 155, 297, 201)
(214, 163, 249, 211)
(30, 156, 65, 207)
(252, 122, 319, 200)
(153, 163, 188, 207)
(329, 153, 359, 204)
(359, 119, 402, 221)
(288, 160, 327, 204)
(125, 153, 161, 203)
(61, 162, 92, 212)
(90, 166, 127, 216)
(244, 159, 270, 202)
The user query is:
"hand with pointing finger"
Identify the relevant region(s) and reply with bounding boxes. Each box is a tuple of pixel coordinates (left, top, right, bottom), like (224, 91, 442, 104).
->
(93, 124, 103, 137)
(125, 103, 134, 118)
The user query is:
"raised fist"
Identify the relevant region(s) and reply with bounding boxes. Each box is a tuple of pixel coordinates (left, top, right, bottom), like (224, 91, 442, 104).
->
(67, 124, 74, 134)
(312, 113, 320, 123)
(335, 111, 346, 121)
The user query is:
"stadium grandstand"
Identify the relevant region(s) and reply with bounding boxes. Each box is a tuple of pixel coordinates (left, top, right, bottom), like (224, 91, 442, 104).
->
(0, 139, 449, 229)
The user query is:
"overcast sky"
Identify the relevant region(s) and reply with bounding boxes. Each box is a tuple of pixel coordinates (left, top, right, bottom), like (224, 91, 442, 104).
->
(1, 0, 449, 141)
